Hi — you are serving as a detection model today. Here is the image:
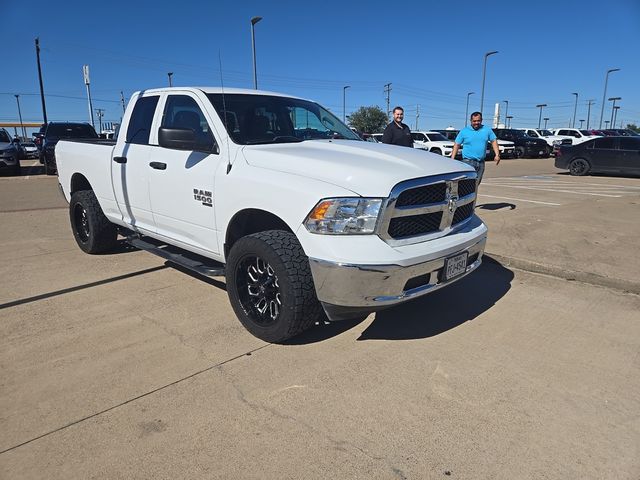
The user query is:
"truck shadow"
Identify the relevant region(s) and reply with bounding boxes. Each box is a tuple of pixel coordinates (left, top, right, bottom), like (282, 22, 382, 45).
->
(290, 257, 513, 344)
(476, 202, 516, 211)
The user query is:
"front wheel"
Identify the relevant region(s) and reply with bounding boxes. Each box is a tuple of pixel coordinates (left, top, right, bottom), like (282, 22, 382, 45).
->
(226, 230, 321, 343)
(69, 190, 118, 253)
(515, 146, 525, 158)
(430, 148, 442, 155)
(569, 158, 590, 176)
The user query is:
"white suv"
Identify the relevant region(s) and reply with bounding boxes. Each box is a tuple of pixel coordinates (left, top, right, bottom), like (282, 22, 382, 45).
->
(519, 128, 570, 149)
(411, 131, 454, 156)
(551, 128, 600, 146)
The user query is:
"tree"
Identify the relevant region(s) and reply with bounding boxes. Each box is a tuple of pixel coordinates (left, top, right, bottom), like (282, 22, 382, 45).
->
(626, 123, 639, 133)
(347, 106, 388, 133)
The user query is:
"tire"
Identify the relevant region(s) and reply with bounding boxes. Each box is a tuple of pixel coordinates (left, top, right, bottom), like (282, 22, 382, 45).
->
(69, 190, 118, 253)
(430, 148, 442, 155)
(515, 146, 525, 158)
(226, 230, 321, 343)
(568, 158, 590, 176)
(44, 157, 56, 175)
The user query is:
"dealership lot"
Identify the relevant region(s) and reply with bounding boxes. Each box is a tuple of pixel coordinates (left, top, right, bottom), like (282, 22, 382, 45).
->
(1, 159, 639, 479)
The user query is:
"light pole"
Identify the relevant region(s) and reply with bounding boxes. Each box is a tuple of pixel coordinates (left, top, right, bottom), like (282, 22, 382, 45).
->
(605, 120, 610, 128)
(599, 68, 620, 128)
(608, 96, 621, 128)
(613, 106, 620, 129)
(342, 85, 350, 122)
(586, 99, 595, 129)
(465, 92, 474, 126)
(579, 119, 585, 128)
(14, 95, 26, 139)
(506, 115, 513, 128)
(82, 65, 95, 128)
(250, 16, 262, 90)
(168, 72, 173, 87)
(480, 50, 498, 115)
(571, 92, 578, 128)
(502, 100, 509, 128)
(536, 104, 547, 129)
(543, 117, 549, 129)
(95, 108, 104, 134)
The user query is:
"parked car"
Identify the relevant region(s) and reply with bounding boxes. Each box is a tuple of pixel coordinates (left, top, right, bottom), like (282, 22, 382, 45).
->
(487, 139, 516, 159)
(33, 124, 46, 153)
(518, 128, 571, 151)
(0, 128, 21, 175)
(493, 129, 550, 158)
(361, 133, 379, 143)
(433, 129, 459, 141)
(371, 133, 384, 142)
(554, 136, 640, 176)
(20, 141, 39, 159)
(411, 131, 454, 156)
(551, 128, 600, 145)
(40, 122, 99, 175)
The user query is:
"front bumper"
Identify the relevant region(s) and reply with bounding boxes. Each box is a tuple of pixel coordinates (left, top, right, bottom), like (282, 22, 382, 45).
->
(309, 233, 486, 314)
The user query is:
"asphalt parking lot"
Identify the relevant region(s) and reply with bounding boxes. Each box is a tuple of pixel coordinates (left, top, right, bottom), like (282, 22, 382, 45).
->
(1, 158, 639, 479)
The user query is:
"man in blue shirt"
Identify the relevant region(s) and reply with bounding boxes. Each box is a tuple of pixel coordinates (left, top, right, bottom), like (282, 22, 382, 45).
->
(450, 112, 500, 184)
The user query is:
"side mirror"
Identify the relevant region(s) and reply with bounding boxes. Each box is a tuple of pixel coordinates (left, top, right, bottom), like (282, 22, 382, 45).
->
(158, 127, 219, 154)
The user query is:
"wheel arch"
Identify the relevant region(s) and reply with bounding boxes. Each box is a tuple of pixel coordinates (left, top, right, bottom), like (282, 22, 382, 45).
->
(70, 173, 93, 195)
(224, 208, 294, 257)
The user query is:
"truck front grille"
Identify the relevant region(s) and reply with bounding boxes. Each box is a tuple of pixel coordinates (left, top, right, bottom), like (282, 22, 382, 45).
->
(378, 172, 477, 245)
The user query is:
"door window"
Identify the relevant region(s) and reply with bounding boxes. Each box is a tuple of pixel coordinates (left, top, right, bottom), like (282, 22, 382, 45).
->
(161, 95, 216, 151)
(593, 137, 615, 149)
(126, 96, 159, 145)
(619, 138, 640, 150)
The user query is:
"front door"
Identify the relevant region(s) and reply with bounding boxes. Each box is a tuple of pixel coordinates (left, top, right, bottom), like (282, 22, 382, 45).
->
(148, 93, 223, 254)
(618, 137, 640, 174)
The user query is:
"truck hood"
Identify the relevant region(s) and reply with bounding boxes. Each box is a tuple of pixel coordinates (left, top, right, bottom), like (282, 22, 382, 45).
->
(241, 140, 472, 197)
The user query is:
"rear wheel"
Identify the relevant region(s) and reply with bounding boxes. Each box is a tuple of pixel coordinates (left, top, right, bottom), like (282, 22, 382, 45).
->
(226, 230, 321, 343)
(569, 158, 590, 176)
(515, 146, 525, 158)
(69, 190, 118, 253)
(44, 157, 56, 175)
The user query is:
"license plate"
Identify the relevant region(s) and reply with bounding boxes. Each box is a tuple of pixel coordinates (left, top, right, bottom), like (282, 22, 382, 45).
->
(444, 252, 468, 281)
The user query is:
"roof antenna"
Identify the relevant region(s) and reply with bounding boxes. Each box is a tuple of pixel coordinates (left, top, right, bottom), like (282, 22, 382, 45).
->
(219, 50, 232, 174)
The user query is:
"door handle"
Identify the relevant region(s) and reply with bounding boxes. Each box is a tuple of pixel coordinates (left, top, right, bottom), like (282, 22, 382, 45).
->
(113, 156, 127, 164)
(149, 161, 167, 170)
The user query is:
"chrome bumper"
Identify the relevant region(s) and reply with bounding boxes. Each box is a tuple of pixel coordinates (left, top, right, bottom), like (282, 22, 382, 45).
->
(309, 236, 486, 308)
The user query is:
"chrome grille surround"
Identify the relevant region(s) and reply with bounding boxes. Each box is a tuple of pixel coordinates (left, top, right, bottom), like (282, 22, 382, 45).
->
(377, 172, 478, 247)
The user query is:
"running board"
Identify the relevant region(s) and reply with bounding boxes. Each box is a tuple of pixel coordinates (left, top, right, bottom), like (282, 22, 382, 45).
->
(126, 236, 225, 278)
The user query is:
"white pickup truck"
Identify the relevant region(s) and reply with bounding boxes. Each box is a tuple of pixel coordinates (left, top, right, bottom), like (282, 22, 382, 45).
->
(56, 87, 487, 342)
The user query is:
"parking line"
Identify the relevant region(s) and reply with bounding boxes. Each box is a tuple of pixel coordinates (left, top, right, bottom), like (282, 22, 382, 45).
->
(480, 184, 621, 197)
(478, 194, 561, 206)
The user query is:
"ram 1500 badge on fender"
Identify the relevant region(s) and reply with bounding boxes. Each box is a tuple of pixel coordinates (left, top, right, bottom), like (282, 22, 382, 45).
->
(56, 87, 487, 342)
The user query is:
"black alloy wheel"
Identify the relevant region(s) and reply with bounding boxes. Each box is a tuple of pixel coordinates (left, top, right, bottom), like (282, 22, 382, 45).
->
(569, 158, 590, 176)
(73, 202, 91, 243)
(235, 255, 281, 327)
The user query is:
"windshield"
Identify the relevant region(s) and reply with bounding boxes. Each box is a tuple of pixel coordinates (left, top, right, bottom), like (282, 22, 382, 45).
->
(580, 130, 592, 136)
(539, 129, 552, 136)
(426, 133, 448, 142)
(207, 93, 361, 145)
(512, 130, 527, 138)
(47, 124, 98, 138)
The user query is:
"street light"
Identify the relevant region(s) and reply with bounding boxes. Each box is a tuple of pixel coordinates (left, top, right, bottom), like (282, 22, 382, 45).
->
(608, 96, 621, 128)
(613, 106, 620, 129)
(480, 51, 498, 115)
(579, 119, 585, 128)
(14, 95, 26, 139)
(506, 115, 513, 128)
(599, 68, 620, 128)
(536, 104, 547, 129)
(250, 16, 263, 90)
(543, 117, 549, 129)
(465, 92, 474, 126)
(342, 85, 350, 122)
(168, 72, 173, 87)
(503, 100, 509, 128)
(571, 92, 578, 128)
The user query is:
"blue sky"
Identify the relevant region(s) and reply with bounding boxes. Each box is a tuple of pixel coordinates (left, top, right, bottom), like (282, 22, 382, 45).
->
(2, 0, 639, 134)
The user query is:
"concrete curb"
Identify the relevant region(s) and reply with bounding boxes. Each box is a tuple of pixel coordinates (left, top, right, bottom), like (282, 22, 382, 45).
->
(484, 252, 640, 296)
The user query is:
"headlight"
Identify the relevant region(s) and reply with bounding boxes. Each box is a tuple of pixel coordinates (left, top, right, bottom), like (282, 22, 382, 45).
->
(552, 140, 561, 145)
(305, 197, 383, 234)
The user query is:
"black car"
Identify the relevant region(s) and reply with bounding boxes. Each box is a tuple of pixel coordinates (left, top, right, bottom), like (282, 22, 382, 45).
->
(555, 136, 640, 176)
(40, 122, 98, 175)
(493, 129, 549, 158)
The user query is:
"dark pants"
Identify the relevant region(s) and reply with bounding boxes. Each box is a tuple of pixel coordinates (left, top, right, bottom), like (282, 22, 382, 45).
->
(460, 158, 485, 184)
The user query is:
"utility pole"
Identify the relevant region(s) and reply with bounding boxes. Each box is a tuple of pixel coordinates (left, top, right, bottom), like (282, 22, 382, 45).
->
(120, 91, 126, 113)
(543, 117, 549, 129)
(95, 108, 104, 134)
(571, 92, 578, 128)
(35, 37, 48, 124)
(415, 104, 420, 130)
(82, 65, 95, 128)
(586, 99, 595, 129)
(15, 95, 26, 139)
(384, 83, 392, 120)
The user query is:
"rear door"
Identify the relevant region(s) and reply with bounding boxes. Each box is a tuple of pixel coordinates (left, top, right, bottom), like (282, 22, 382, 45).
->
(618, 137, 640, 174)
(590, 137, 619, 172)
(111, 93, 160, 233)
(148, 91, 224, 254)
